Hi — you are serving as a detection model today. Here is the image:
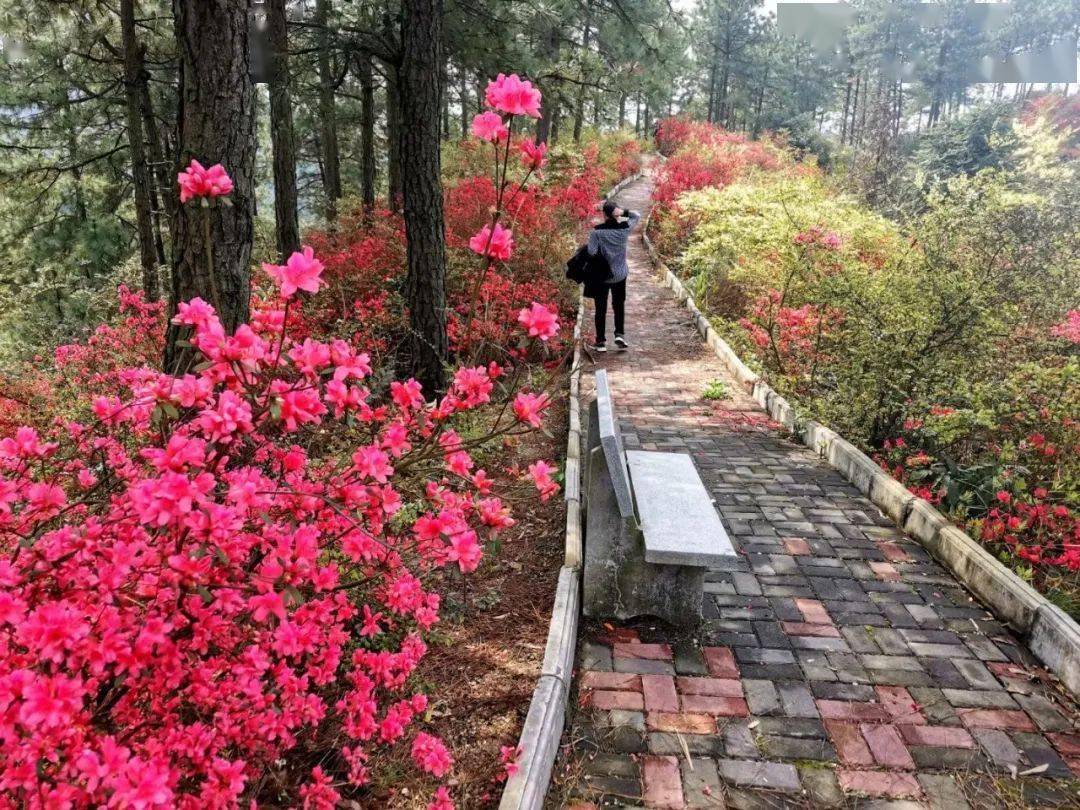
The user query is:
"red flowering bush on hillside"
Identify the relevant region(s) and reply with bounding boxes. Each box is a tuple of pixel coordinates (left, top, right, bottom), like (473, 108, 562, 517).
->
(738, 289, 842, 387)
(652, 135, 782, 211)
(0, 286, 166, 431)
(0, 265, 559, 807)
(1052, 310, 1080, 344)
(0, 70, 573, 809)
(300, 94, 636, 368)
(877, 427, 1080, 573)
(648, 118, 787, 258)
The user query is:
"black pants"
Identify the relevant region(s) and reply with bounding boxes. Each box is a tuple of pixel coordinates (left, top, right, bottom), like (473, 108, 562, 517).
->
(593, 279, 626, 344)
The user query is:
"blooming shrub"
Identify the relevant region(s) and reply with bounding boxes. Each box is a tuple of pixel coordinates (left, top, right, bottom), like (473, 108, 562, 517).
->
(0, 68, 608, 808)
(301, 128, 637, 369)
(0, 260, 562, 807)
(0, 286, 166, 431)
(648, 118, 789, 259)
(654, 113, 1080, 610)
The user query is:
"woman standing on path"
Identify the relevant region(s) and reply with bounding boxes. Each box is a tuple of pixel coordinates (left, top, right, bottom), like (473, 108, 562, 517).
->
(587, 199, 640, 352)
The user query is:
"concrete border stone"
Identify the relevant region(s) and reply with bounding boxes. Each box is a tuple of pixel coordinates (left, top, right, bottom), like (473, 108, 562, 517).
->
(641, 219, 1080, 701)
(1031, 604, 1080, 698)
(868, 472, 916, 526)
(934, 526, 1041, 633)
(903, 498, 950, 549)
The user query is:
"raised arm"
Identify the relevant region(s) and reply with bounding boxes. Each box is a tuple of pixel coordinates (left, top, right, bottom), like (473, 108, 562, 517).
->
(626, 209, 641, 230)
(587, 228, 600, 256)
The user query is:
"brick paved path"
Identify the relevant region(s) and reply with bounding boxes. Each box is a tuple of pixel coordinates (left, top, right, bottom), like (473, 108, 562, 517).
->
(552, 170, 1080, 808)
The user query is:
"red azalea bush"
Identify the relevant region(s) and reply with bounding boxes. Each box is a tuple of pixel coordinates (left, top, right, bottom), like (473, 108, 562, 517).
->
(302, 129, 636, 368)
(0, 269, 560, 808)
(0, 70, 595, 809)
(737, 289, 843, 385)
(653, 134, 782, 211)
(0, 287, 167, 432)
(648, 118, 788, 257)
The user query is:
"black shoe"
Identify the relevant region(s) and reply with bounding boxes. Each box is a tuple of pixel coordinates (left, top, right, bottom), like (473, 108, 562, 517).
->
(614, 335, 629, 350)
(590, 342, 607, 353)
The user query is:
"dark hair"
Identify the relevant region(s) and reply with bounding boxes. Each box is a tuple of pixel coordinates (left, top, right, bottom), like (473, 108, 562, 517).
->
(602, 200, 618, 220)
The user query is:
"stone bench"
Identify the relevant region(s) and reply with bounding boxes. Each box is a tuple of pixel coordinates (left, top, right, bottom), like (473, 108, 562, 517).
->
(583, 369, 736, 627)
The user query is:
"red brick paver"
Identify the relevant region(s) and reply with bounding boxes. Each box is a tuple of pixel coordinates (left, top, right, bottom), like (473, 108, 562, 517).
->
(641, 675, 679, 712)
(838, 770, 922, 799)
(642, 756, 684, 809)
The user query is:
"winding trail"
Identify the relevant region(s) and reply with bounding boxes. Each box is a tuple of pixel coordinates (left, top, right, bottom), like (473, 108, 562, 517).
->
(551, 168, 1080, 808)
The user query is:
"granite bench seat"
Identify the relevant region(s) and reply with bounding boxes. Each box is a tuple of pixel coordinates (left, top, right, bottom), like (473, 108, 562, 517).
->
(627, 450, 735, 566)
(583, 369, 735, 627)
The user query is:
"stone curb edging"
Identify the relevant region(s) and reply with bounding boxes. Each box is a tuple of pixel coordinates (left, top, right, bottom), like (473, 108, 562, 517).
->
(641, 212, 1080, 701)
(499, 169, 643, 810)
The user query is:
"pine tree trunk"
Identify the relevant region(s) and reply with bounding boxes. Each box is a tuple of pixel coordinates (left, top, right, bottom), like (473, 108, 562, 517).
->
(315, 0, 341, 221)
(840, 74, 852, 144)
(121, 0, 159, 300)
(166, 0, 255, 372)
(618, 91, 626, 127)
(753, 63, 769, 138)
(706, 55, 717, 124)
(857, 72, 869, 146)
(458, 66, 469, 137)
(848, 72, 859, 143)
(535, 25, 559, 144)
(441, 58, 450, 140)
(138, 78, 169, 266)
(359, 52, 376, 213)
(267, 0, 300, 260)
(400, 0, 448, 393)
(386, 67, 403, 211)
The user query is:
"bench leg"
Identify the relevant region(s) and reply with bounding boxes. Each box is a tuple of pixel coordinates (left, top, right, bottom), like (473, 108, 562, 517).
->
(583, 428, 705, 628)
(619, 563, 704, 628)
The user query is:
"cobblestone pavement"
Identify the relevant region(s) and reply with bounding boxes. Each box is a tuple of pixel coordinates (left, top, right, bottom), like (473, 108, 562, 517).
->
(552, 171, 1080, 808)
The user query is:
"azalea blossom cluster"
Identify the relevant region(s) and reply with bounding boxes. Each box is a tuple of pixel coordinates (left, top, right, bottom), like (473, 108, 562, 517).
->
(982, 489, 1080, 570)
(738, 289, 841, 386)
(650, 117, 782, 240)
(177, 158, 234, 204)
(878, 415, 1080, 574)
(466, 74, 548, 270)
(0, 242, 561, 804)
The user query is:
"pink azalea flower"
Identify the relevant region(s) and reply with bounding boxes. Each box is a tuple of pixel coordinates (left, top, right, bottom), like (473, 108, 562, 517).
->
(352, 445, 393, 483)
(517, 301, 559, 341)
(468, 223, 514, 262)
(249, 590, 286, 623)
(528, 459, 560, 501)
(499, 744, 522, 781)
(299, 766, 339, 810)
(263, 246, 325, 299)
(18, 673, 84, 729)
(428, 786, 455, 810)
(520, 139, 547, 170)
(471, 111, 509, 143)
(177, 159, 233, 203)
(412, 732, 454, 777)
(391, 379, 425, 409)
(447, 531, 483, 573)
(513, 391, 550, 428)
(485, 73, 543, 118)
